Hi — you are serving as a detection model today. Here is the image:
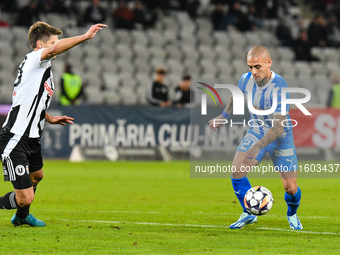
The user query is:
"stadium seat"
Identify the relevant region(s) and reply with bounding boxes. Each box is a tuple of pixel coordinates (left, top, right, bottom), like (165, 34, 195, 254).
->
(326, 62, 340, 76)
(85, 87, 104, 104)
(135, 73, 151, 87)
(229, 31, 247, 49)
(277, 47, 295, 61)
(0, 58, 16, 74)
(149, 47, 167, 61)
(132, 30, 150, 47)
(232, 47, 247, 60)
(102, 90, 120, 105)
(165, 46, 184, 61)
(119, 87, 138, 105)
(116, 59, 136, 75)
(196, 30, 215, 46)
(0, 27, 13, 43)
(103, 73, 120, 90)
(83, 45, 101, 59)
(148, 31, 166, 47)
(324, 48, 340, 62)
(115, 44, 134, 60)
(136, 85, 148, 105)
(166, 59, 185, 74)
(115, 30, 133, 45)
(196, 17, 213, 32)
(182, 45, 200, 62)
(82, 73, 102, 89)
(215, 45, 232, 62)
(133, 45, 151, 62)
(295, 61, 313, 77)
(119, 75, 137, 88)
(245, 32, 262, 46)
(198, 45, 218, 61)
(311, 47, 326, 62)
(279, 61, 296, 77)
(311, 62, 328, 76)
(200, 60, 219, 78)
(214, 32, 232, 48)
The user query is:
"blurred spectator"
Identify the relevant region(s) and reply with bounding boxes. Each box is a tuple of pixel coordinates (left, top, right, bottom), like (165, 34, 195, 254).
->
(327, 15, 340, 47)
(327, 75, 340, 108)
(276, 18, 293, 47)
(308, 14, 328, 47)
(147, 67, 171, 107)
(186, 0, 200, 19)
(38, 0, 65, 13)
(248, 4, 264, 29)
(211, 4, 225, 30)
(294, 30, 319, 61)
(0, 0, 18, 12)
(254, 0, 278, 19)
(113, 1, 134, 30)
(133, 1, 158, 29)
(226, 1, 252, 31)
(173, 74, 196, 108)
(16, 1, 40, 27)
(59, 63, 84, 106)
(83, 0, 106, 26)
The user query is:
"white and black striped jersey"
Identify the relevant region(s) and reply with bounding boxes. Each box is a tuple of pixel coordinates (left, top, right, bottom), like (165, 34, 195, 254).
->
(2, 49, 54, 138)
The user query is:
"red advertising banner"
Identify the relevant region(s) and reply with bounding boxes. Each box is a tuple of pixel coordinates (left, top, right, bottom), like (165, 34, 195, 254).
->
(290, 108, 340, 148)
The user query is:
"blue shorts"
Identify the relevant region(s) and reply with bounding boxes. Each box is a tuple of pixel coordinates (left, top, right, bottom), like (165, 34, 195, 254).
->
(236, 129, 298, 171)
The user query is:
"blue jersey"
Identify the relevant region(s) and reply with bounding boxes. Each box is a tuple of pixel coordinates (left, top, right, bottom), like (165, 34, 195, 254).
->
(238, 71, 294, 142)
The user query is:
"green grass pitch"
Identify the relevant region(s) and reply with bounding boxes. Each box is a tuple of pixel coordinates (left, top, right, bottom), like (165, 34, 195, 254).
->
(0, 160, 339, 254)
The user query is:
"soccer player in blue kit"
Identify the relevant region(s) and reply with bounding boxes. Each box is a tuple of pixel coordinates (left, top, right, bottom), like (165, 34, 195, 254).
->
(209, 46, 302, 230)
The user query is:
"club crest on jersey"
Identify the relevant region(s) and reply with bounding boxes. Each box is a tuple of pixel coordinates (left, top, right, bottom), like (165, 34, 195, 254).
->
(44, 81, 54, 97)
(265, 98, 270, 108)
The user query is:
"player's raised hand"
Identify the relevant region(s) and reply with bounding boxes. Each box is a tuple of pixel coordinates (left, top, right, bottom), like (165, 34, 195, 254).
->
(208, 115, 228, 132)
(84, 24, 107, 40)
(242, 145, 260, 165)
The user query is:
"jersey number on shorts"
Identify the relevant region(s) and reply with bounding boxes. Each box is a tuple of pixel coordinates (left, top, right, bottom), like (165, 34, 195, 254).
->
(240, 138, 252, 151)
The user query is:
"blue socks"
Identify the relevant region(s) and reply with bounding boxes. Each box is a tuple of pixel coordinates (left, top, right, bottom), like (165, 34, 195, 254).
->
(231, 176, 251, 214)
(285, 187, 301, 216)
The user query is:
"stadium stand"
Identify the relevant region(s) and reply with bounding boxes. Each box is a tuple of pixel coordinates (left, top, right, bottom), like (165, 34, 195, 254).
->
(0, 0, 337, 108)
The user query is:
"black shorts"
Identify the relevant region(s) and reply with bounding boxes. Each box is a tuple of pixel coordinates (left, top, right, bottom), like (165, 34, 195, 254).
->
(0, 128, 43, 190)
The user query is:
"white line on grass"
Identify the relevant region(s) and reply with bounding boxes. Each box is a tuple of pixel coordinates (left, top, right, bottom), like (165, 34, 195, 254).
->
(56, 219, 340, 235)
(36, 208, 339, 220)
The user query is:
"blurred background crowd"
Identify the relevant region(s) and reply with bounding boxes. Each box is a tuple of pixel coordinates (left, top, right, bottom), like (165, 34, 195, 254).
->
(0, 0, 339, 108)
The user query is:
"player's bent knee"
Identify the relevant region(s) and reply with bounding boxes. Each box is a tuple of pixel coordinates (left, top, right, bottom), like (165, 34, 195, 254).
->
(31, 171, 44, 186)
(284, 184, 297, 195)
(16, 195, 34, 208)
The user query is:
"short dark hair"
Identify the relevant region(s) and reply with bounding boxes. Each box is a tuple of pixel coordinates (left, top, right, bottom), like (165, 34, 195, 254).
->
(28, 21, 63, 49)
(156, 67, 167, 75)
(182, 74, 191, 81)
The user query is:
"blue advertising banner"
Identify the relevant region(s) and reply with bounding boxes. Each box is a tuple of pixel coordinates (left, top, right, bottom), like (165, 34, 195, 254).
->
(42, 106, 192, 158)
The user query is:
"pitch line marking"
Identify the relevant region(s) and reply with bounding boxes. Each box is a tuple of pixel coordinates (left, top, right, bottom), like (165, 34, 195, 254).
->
(56, 219, 340, 235)
(35, 209, 339, 220)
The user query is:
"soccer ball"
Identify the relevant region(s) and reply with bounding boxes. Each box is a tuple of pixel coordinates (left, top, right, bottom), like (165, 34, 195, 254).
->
(244, 186, 273, 215)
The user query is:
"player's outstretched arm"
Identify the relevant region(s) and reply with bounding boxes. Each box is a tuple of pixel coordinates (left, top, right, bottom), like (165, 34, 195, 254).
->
(45, 113, 74, 126)
(243, 114, 286, 165)
(208, 95, 233, 131)
(41, 24, 107, 61)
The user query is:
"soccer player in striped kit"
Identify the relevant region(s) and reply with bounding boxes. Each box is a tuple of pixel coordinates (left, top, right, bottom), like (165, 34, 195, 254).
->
(209, 46, 302, 230)
(0, 21, 107, 226)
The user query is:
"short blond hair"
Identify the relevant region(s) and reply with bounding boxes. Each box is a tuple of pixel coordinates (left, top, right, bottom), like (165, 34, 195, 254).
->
(28, 21, 63, 49)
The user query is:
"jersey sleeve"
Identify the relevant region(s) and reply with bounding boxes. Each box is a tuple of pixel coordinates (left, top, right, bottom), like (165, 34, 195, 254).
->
(34, 49, 50, 69)
(237, 73, 248, 92)
(273, 77, 289, 114)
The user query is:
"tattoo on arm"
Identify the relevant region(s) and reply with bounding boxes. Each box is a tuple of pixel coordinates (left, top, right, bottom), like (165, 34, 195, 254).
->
(254, 115, 286, 149)
(224, 95, 233, 114)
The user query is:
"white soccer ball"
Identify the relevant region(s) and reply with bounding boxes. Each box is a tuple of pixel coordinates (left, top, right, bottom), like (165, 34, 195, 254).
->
(244, 186, 273, 215)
